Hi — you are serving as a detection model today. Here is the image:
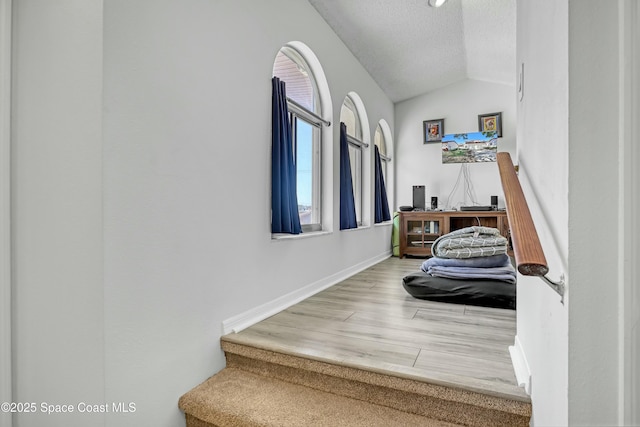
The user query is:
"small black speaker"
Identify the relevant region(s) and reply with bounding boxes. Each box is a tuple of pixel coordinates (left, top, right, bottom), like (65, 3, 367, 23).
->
(412, 185, 425, 211)
(491, 195, 498, 210)
(431, 196, 438, 210)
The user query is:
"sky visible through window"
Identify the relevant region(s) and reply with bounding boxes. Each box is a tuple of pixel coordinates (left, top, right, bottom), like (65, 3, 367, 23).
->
(296, 120, 313, 207)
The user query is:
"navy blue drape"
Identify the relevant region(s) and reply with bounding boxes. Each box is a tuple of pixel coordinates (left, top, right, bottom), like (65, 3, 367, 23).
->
(374, 145, 391, 223)
(271, 77, 302, 234)
(339, 122, 358, 230)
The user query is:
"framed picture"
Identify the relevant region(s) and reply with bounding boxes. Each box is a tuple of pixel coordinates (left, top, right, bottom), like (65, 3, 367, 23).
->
(423, 118, 444, 143)
(478, 112, 502, 137)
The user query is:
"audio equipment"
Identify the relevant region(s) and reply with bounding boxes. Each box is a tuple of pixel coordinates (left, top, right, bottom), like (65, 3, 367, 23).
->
(460, 206, 493, 211)
(491, 195, 498, 210)
(412, 185, 425, 211)
(431, 196, 438, 210)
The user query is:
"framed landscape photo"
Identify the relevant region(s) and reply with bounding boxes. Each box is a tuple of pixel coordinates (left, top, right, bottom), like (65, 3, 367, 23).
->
(423, 118, 444, 143)
(478, 112, 502, 137)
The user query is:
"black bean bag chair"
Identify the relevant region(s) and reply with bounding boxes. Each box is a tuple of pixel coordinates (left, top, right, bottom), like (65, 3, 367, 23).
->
(402, 271, 516, 310)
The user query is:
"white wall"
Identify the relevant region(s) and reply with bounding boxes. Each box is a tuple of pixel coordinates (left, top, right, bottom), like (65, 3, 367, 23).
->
(11, 1, 395, 427)
(514, 0, 569, 425)
(11, 1, 105, 426)
(620, 4, 640, 423)
(517, 0, 637, 425)
(0, 1, 12, 427)
(395, 79, 516, 211)
(567, 0, 623, 424)
(14, 2, 637, 427)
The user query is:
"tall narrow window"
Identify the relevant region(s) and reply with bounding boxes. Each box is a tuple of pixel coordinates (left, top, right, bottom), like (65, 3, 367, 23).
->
(340, 96, 364, 224)
(374, 124, 390, 181)
(374, 123, 391, 223)
(273, 47, 324, 232)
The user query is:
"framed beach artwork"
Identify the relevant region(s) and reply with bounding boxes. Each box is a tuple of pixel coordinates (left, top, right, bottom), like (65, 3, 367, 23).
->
(478, 112, 502, 137)
(441, 131, 498, 164)
(423, 118, 444, 143)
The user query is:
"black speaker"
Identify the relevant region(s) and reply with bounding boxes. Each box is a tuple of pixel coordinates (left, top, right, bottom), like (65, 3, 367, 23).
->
(412, 185, 425, 211)
(431, 196, 438, 210)
(491, 195, 498, 210)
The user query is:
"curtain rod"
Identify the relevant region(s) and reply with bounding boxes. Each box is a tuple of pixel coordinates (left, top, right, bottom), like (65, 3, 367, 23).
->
(286, 97, 331, 127)
(347, 134, 369, 149)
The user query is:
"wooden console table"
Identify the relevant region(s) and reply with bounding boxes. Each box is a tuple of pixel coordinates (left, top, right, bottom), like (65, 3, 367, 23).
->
(398, 210, 510, 258)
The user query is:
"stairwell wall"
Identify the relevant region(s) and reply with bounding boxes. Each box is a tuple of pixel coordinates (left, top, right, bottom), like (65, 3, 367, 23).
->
(513, 0, 569, 425)
(101, 1, 394, 426)
(11, 1, 395, 427)
(516, 0, 636, 425)
(11, 1, 105, 427)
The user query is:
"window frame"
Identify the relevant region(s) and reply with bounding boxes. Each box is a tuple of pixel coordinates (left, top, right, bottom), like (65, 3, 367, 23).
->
(273, 47, 328, 233)
(340, 96, 367, 225)
(374, 119, 393, 225)
(374, 124, 391, 182)
(288, 103, 323, 232)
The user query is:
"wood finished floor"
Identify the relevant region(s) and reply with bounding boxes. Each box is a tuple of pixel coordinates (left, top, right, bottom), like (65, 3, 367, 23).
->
(223, 256, 529, 402)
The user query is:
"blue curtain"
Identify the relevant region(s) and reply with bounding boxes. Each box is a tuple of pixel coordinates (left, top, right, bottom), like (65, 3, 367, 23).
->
(374, 145, 391, 223)
(340, 122, 358, 230)
(271, 77, 302, 234)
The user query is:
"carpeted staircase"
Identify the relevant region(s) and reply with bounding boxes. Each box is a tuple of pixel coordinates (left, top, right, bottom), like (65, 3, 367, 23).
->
(179, 338, 531, 426)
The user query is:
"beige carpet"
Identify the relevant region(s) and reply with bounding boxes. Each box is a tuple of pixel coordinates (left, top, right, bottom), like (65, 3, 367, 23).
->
(222, 340, 531, 425)
(179, 340, 531, 427)
(179, 367, 463, 427)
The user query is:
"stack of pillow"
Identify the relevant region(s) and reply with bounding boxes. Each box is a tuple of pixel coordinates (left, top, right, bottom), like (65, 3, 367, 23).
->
(402, 226, 517, 309)
(421, 226, 516, 284)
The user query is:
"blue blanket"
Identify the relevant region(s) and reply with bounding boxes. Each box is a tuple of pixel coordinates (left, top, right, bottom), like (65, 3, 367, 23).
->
(420, 254, 516, 284)
(427, 264, 517, 284)
(421, 254, 510, 271)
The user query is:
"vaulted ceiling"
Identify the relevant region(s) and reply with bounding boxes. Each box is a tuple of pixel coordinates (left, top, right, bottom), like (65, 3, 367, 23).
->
(307, 0, 516, 103)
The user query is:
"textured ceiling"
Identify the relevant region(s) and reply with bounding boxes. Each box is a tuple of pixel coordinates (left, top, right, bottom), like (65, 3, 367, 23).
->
(307, 0, 516, 102)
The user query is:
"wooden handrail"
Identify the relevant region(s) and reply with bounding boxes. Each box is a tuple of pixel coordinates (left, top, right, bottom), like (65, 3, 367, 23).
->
(497, 152, 549, 276)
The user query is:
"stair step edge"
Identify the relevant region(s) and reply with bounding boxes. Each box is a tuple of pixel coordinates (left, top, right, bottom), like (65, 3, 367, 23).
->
(179, 367, 464, 427)
(221, 339, 531, 425)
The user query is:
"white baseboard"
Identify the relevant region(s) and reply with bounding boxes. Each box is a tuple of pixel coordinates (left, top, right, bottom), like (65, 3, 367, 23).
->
(509, 335, 532, 395)
(222, 251, 392, 335)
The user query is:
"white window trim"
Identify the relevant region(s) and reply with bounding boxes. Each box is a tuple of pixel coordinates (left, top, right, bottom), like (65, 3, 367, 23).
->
(344, 92, 371, 227)
(341, 93, 371, 227)
(273, 41, 333, 235)
(376, 119, 394, 216)
(349, 142, 363, 225)
(271, 229, 331, 241)
(290, 110, 323, 232)
(274, 47, 324, 233)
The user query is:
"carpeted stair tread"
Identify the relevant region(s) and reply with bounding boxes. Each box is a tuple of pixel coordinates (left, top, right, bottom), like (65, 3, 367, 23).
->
(179, 367, 462, 427)
(220, 341, 530, 426)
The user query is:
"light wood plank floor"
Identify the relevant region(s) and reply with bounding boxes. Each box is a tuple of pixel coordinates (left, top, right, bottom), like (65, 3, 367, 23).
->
(224, 256, 529, 402)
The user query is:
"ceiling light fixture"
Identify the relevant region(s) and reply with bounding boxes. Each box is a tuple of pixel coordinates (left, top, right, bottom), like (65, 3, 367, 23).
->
(428, 0, 448, 7)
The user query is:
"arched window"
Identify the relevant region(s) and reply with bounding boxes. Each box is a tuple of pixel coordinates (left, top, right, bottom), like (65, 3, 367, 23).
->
(272, 45, 328, 232)
(374, 123, 391, 181)
(374, 120, 392, 223)
(340, 94, 368, 225)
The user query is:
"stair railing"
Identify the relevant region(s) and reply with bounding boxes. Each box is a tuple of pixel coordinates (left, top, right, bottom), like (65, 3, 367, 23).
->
(497, 152, 566, 303)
